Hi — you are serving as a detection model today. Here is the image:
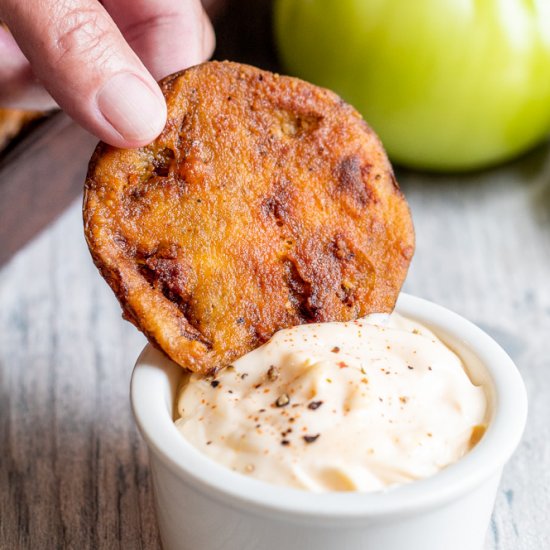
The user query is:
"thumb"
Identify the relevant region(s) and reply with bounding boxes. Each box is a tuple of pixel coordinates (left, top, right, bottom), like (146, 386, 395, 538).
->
(1, 0, 167, 148)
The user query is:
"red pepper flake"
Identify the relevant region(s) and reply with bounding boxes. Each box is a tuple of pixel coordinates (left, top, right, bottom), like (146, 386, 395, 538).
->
(338, 361, 348, 369)
(303, 434, 320, 444)
(331, 346, 341, 353)
(308, 400, 323, 410)
(281, 439, 290, 446)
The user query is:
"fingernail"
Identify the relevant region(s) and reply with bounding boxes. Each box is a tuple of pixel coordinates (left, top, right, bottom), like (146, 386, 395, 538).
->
(98, 72, 166, 143)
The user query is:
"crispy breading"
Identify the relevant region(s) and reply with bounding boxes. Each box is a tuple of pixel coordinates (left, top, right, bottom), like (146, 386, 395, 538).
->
(0, 23, 42, 151)
(0, 109, 41, 152)
(84, 61, 414, 374)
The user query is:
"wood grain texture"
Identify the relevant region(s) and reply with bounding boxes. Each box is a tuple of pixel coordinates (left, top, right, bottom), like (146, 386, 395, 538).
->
(2, 141, 549, 550)
(1, 0, 549, 548)
(0, 112, 97, 267)
(0, 202, 158, 549)
(400, 143, 550, 550)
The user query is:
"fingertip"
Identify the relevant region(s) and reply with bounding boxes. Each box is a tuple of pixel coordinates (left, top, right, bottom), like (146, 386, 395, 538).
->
(202, 10, 216, 60)
(97, 72, 167, 148)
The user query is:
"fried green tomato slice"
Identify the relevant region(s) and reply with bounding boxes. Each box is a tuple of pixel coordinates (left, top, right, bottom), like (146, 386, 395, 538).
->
(84, 61, 414, 374)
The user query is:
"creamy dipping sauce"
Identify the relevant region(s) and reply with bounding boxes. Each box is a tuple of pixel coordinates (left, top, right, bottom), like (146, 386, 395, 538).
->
(174, 313, 487, 492)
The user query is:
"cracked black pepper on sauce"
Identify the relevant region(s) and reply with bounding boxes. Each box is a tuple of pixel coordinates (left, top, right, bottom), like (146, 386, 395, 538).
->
(174, 314, 487, 492)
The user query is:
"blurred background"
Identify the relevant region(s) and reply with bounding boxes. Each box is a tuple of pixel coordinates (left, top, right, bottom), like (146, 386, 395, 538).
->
(1, 1, 549, 549)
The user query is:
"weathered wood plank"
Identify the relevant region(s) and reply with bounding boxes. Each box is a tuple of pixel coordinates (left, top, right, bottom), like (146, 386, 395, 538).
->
(0, 203, 158, 549)
(1, 0, 549, 547)
(400, 143, 550, 550)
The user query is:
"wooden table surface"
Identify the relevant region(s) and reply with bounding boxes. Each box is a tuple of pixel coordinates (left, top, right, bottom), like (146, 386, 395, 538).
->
(2, 136, 549, 549)
(2, 2, 550, 548)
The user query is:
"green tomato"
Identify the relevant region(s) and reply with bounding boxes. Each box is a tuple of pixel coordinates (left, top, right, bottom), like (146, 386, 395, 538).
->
(274, 0, 550, 171)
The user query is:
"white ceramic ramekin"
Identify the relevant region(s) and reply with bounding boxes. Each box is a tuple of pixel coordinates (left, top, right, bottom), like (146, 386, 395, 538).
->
(131, 293, 527, 550)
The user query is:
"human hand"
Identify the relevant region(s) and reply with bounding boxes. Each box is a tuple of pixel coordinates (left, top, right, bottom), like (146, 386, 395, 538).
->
(0, 0, 215, 147)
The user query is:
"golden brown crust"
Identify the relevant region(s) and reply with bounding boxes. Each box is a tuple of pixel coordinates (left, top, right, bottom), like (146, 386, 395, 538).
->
(0, 22, 41, 149)
(0, 22, 42, 151)
(84, 61, 414, 374)
(0, 109, 41, 152)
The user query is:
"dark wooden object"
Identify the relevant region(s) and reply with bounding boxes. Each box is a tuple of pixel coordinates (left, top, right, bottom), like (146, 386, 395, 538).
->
(0, 113, 97, 266)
